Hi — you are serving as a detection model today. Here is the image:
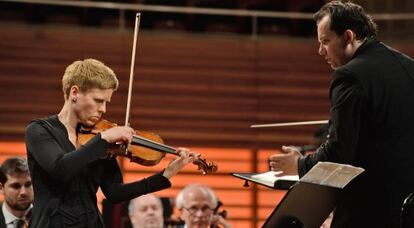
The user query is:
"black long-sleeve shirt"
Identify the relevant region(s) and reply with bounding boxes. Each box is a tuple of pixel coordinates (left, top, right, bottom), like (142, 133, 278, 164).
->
(26, 115, 171, 228)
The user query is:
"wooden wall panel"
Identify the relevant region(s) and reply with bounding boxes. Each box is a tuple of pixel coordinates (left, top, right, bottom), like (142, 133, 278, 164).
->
(0, 23, 332, 148)
(0, 142, 277, 227)
(1, 22, 413, 227)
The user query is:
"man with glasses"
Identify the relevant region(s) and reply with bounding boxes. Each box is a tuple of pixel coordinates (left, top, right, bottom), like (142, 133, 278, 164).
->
(175, 184, 231, 228)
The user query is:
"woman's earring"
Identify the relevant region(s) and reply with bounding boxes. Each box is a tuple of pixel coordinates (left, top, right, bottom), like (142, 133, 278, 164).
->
(72, 97, 77, 103)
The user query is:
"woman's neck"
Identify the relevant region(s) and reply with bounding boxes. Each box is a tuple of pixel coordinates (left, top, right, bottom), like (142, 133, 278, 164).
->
(58, 102, 78, 136)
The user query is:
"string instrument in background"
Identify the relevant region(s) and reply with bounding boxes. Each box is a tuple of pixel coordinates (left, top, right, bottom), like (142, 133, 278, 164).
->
(211, 200, 228, 228)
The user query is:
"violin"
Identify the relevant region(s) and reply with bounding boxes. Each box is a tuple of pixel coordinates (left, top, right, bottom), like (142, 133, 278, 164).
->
(211, 200, 228, 228)
(77, 119, 218, 174)
(77, 14, 217, 174)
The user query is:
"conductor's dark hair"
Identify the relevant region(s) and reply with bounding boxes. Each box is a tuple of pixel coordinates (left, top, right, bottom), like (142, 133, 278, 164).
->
(314, 1, 377, 40)
(0, 157, 29, 185)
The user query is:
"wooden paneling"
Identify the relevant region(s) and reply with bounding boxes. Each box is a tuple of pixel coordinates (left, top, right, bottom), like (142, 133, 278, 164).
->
(1, 22, 413, 227)
(0, 23, 354, 227)
(0, 142, 274, 227)
(0, 23, 332, 148)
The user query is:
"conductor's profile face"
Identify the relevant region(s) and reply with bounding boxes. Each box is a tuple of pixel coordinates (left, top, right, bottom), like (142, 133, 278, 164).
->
(72, 87, 113, 127)
(317, 15, 351, 69)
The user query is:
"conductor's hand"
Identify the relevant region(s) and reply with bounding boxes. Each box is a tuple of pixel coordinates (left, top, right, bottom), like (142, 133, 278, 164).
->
(163, 147, 197, 179)
(100, 126, 135, 144)
(268, 146, 302, 176)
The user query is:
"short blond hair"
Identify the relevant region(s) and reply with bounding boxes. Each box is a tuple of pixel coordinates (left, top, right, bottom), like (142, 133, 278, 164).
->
(62, 59, 119, 99)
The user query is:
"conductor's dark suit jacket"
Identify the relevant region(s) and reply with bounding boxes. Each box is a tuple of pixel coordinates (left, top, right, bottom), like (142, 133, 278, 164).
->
(299, 39, 414, 228)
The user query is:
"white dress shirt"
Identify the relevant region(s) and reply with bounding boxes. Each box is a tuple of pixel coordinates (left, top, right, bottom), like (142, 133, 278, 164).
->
(2, 203, 31, 228)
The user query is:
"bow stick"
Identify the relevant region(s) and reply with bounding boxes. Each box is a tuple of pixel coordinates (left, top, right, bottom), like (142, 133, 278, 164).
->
(251, 120, 328, 128)
(125, 13, 141, 127)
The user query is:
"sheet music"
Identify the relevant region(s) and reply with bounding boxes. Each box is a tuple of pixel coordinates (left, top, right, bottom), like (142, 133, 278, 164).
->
(231, 162, 363, 190)
(231, 171, 299, 189)
(251, 171, 299, 183)
(300, 162, 365, 188)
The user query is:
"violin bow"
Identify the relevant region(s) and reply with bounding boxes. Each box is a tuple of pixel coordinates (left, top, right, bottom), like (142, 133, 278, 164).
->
(121, 13, 217, 174)
(251, 120, 328, 128)
(125, 13, 141, 127)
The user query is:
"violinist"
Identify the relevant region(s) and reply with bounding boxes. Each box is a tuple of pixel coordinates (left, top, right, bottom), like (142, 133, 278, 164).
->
(25, 59, 197, 228)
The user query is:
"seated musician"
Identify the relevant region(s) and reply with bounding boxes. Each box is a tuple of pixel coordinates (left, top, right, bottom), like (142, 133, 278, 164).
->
(128, 194, 164, 228)
(0, 157, 32, 228)
(175, 183, 231, 228)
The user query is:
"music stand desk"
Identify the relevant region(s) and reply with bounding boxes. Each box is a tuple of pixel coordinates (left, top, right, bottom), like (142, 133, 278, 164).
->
(263, 181, 340, 228)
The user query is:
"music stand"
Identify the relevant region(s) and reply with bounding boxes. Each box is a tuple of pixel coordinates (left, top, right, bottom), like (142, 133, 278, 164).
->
(262, 182, 341, 228)
(231, 172, 298, 190)
(230, 162, 364, 228)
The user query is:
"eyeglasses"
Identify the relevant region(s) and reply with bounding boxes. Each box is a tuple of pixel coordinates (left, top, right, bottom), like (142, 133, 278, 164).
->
(182, 206, 213, 216)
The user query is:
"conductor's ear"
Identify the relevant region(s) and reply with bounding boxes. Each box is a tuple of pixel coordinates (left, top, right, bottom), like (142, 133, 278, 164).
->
(343, 29, 356, 45)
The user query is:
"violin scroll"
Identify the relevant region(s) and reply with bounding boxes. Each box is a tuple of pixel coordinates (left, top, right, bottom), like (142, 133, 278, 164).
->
(193, 156, 218, 175)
